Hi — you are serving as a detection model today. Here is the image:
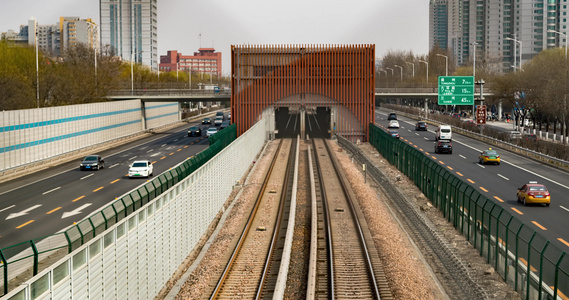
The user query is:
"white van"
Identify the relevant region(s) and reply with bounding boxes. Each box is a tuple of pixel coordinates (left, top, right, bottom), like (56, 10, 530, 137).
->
(435, 125, 452, 141)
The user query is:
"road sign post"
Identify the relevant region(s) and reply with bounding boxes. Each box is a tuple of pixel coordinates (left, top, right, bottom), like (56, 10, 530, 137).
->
(438, 76, 475, 105)
(476, 105, 487, 125)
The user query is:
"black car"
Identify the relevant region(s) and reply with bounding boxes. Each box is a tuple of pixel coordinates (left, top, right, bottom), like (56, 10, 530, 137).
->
(219, 121, 230, 130)
(202, 118, 211, 124)
(387, 112, 397, 120)
(434, 140, 452, 154)
(388, 129, 400, 139)
(80, 155, 105, 170)
(415, 121, 427, 131)
(188, 126, 201, 137)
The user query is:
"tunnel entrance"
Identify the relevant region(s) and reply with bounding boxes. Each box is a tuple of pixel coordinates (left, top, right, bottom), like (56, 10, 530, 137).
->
(274, 107, 331, 139)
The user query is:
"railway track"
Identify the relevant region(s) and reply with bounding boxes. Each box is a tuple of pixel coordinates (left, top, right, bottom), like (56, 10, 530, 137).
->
(209, 138, 297, 299)
(307, 138, 391, 299)
(207, 138, 391, 299)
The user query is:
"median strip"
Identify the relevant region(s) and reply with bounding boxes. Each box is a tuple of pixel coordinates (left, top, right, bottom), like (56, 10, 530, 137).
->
(16, 220, 34, 229)
(47, 207, 62, 214)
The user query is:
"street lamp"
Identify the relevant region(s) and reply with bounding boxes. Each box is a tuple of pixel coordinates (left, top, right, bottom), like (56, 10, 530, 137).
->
(386, 67, 394, 77)
(548, 29, 568, 143)
(34, 23, 39, 108)
(418, 60, 428, 84)
(131, 51, 143, 94)
(406, 62, 415, 78)
(505, 36, 522, 72)
(394, 65, 403, 81)
(436, 54, 448, 76)
(471, 42, 478, 79)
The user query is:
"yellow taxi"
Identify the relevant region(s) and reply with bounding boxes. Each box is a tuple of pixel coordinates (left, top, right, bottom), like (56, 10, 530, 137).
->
(517, 181, 550, 206)
(479, 148, 500, 165)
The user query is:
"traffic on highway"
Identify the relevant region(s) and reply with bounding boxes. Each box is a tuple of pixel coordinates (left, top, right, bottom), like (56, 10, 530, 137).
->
(0, 121, 212, 249)
(375, 110, 569, 252)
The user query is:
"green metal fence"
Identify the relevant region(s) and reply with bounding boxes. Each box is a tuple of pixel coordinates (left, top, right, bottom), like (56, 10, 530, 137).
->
(0, 124, 237, 296)
(369, 124, 568, 300)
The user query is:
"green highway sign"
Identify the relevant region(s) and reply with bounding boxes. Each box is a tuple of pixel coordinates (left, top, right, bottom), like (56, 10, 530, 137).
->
(438, 76, 475, 105)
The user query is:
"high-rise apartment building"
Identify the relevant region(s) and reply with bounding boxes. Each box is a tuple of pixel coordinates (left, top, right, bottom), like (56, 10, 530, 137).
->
(159, 49, 222, 78)
(1, 17, 98, 57)
(430, 0, 569, 74)
(99, 0, 158, 71)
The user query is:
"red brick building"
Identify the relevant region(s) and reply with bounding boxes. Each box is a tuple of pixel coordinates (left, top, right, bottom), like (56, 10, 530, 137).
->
(159, 48, 222, 77)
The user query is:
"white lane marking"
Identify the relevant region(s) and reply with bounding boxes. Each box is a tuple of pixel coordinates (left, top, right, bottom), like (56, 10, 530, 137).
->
(407, 129, 411, 132)
(161, 144, 167, 147)
(80, 174, 94, 180)
(561, 206, 569, 213)
(0, 205, 16, 213)
(42, 187, 61, 195)
(498, 174, 510, 180)
(109, 163, 119, 169)
(6, 205, 42, 220)
(452, 138, 569, 190)
(415, 133, 420, 136)
(140, 146, 147, 150)
(459, 155, 466, 159)
(477, 164, 485, 169)
(173, 139, 179, 142)
(120, 154, 128, 157)
(62, 203, 92, 219)
(129, 156, 137, 160)
(146, 149, 153, 153)
(424, 137, 429, 140)
(150, 152, 161, 157)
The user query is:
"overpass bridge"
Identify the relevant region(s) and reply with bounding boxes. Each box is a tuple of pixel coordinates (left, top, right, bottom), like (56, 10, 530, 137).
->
(108, 87, 494, 102)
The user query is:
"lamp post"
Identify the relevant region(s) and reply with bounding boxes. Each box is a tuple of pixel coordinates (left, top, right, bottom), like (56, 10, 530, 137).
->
(548, 29, 568, 143)
(406, 62, 415, 78)
(436, 54, 448, 76)
(470, 42, 478, 79)
(394, 65, 403, 81)
(418, 60, 428, 84)
(505, 36, 522, 71)
(131, 51, 143, 94)
(176, 62, 179, 81)
(386, 67, 394, 77)
(35, 25, 39, 108)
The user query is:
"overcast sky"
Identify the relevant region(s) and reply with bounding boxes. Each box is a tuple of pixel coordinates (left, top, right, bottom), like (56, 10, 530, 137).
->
(0, 0, 429, 74)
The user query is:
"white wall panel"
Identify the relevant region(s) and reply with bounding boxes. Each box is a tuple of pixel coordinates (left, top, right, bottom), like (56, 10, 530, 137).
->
(1, 100, 152, 171)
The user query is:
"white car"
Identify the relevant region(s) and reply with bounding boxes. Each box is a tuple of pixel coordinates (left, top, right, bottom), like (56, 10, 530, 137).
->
(206, 127, 218, 137)
(214, 116, 224, 126)
(388, 120, 400, 128)
(129, 160, 154, 178)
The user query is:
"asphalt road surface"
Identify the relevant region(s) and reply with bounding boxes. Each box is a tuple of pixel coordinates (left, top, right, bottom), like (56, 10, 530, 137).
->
(376, 110, 569, 253)
(0, 122, 214, 249)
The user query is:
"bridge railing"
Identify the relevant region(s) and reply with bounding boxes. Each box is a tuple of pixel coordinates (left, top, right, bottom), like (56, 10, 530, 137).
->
(344, 126, 568, 300)
(108, 89, 231, 97)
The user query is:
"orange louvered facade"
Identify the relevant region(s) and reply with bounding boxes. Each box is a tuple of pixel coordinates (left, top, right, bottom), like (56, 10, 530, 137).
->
(231, 44, 375, 141)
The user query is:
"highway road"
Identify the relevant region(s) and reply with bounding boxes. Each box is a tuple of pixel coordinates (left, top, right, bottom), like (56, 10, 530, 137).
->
(0, 121, 213, 250)
(375, 110, 569, 253)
